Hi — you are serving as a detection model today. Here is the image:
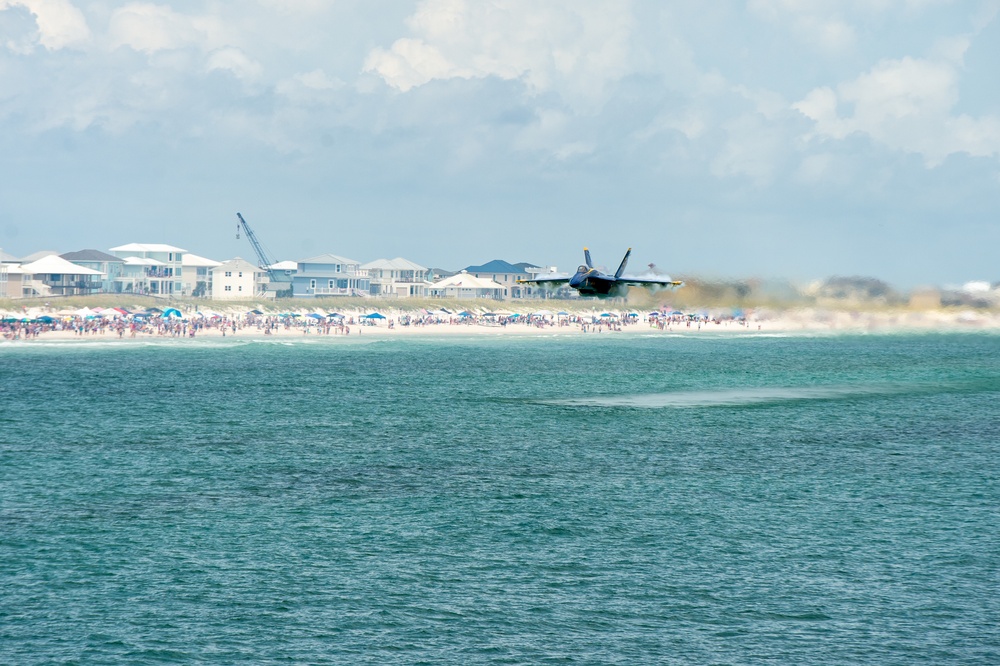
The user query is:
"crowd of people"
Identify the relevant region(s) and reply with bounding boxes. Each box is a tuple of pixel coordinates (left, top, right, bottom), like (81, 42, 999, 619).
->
(1, 307, 757, 342)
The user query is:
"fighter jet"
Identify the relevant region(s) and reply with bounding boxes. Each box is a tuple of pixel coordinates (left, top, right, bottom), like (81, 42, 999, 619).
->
(518, 247, 683, 299)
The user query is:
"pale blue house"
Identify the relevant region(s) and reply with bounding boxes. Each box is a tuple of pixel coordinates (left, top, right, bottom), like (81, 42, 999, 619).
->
(292, 254, 370, 298)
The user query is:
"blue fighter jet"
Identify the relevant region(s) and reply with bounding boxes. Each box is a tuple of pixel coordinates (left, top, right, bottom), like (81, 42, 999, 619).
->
(518, 247, 683, 299)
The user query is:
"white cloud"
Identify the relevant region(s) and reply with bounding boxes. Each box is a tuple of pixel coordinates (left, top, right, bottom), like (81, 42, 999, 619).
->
(206, 47, 261, 81)
(108, 3, 228, 54)
(794, 54, 1000, 165)
(0, 0, 89, 50)
(275, 69, 342, 103)
(364, 0, 635, 107)
(747, 0, 857, 54)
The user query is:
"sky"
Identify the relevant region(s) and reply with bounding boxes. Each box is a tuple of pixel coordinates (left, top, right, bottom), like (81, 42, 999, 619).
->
(1, 0, 998, 288)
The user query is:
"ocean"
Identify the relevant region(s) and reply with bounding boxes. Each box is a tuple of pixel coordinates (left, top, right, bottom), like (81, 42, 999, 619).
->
(2, 332, 998, 664)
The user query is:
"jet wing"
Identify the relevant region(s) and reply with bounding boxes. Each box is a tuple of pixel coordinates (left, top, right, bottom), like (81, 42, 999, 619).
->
(617, 276, 684, 288)
(517, 276, 571, 286)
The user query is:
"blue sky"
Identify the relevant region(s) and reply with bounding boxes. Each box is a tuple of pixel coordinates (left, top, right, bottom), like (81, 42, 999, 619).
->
(1, 0, 998, 287)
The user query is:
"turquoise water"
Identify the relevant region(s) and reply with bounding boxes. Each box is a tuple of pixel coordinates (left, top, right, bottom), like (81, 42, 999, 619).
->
(2, 332, 999, 664)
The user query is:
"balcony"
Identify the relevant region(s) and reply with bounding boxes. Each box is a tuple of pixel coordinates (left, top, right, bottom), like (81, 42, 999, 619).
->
(311, 287, 354, 296)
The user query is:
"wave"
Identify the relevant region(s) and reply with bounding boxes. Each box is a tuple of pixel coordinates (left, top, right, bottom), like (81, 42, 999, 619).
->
(536, 383, 965, 409)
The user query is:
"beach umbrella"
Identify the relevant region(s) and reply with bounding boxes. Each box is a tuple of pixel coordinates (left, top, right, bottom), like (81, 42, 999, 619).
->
(308, 313, 324, 319)
(162, 308, 182, 318)
(36, 315, 55, 323)
(248, 309, 263, 315)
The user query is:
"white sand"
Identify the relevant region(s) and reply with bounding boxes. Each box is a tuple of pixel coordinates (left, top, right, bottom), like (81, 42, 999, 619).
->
(7, 306, 1000, 344)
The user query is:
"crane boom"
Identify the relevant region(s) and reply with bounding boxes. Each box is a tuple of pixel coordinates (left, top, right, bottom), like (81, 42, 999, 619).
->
(236, 212, 292, 296)
(236, 212, 277, 273)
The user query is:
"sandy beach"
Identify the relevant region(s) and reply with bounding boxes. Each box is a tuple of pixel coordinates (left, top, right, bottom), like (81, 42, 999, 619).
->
(4, 305, 1000, 344)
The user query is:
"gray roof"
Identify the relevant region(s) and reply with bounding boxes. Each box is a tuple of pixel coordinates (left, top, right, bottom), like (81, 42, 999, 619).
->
(464, 259, 534, 273)
(61, 249, 123, 262)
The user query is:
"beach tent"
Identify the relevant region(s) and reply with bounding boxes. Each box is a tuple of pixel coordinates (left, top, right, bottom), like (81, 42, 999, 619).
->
(364, 312, 386, 319)
(307, 313, 325, 319)
(162, 308, 182, 318)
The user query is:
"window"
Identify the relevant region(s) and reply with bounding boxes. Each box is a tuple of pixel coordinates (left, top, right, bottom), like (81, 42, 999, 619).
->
(225, 285, 232, 292)
(328, 280, 335, 289)
(309, 279, 316, 290)
(238, 286, 243, 292)
(238, 272, 243, 278)
(225, 271, 232, 277)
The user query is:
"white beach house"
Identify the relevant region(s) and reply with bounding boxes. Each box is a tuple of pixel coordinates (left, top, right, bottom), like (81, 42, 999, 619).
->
(361, 257, 431, 297)
(429, 271, 505, 300)
(19, 255, 105, 297)
(211, 258, 266, 300)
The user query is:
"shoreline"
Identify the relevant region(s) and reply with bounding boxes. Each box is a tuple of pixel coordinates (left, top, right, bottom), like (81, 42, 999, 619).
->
(3, 308, 1000, 346)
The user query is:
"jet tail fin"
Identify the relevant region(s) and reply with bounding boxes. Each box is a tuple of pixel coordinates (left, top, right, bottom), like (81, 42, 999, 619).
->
(614, 248, 632, 278)
(584, 247, 593, 268)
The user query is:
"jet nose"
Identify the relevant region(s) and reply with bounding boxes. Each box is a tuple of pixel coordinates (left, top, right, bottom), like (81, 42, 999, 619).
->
(570, 274, 585, 288)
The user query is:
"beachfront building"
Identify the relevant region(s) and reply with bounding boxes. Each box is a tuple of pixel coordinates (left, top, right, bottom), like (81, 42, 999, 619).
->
(109, 243, 185, 296)
(261, 260, 296, 298)
(0, 265, 25, 299)
(211, 258, 267, 300)
(429, 270, 505, 300)
(463, 260, 540, 299)
(362, 257, 431, 297)
(19, 254, 104, 297)
(182, 253, 222, 297)
(61, 249, 125, 294)
(0, 265, 14, 299)
(291, 254, 370, 298)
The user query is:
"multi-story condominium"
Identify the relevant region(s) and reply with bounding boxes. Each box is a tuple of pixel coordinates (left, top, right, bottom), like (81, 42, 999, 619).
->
(61, 249, 125, 294)
(291, 254, 370, 298)
(361, 257, 430, 297)
(211, 258, 266, 300)
(109, 243, 185, 296)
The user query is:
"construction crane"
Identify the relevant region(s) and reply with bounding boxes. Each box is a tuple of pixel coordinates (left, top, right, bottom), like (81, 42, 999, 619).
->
(236, 212, 292, 296)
